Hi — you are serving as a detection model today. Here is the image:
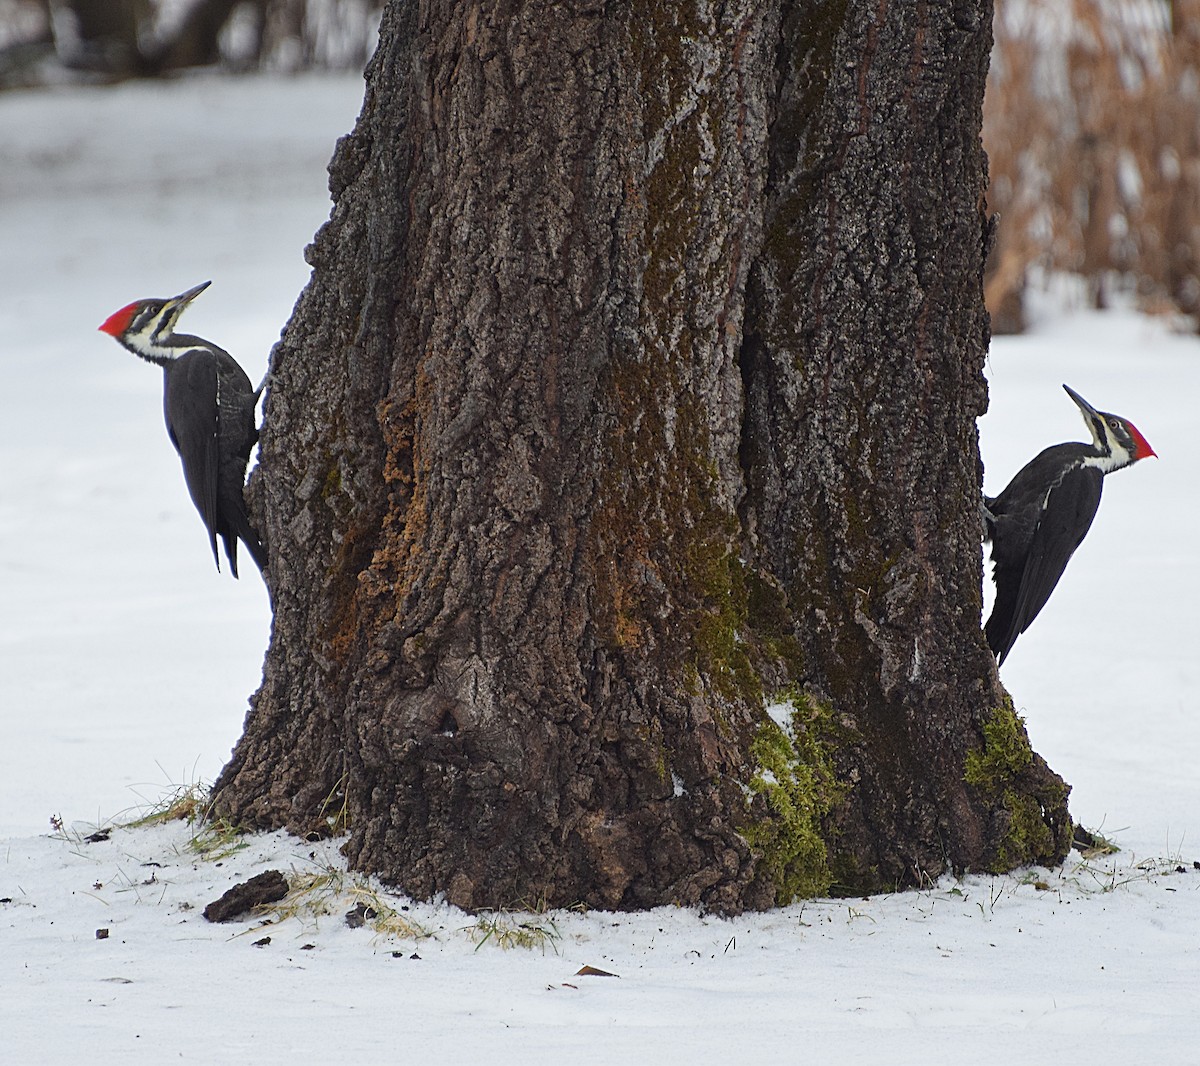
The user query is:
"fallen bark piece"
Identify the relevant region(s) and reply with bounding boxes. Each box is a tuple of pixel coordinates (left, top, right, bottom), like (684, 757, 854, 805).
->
(574, 965, 618, 978)
(203, 870, 288, 923)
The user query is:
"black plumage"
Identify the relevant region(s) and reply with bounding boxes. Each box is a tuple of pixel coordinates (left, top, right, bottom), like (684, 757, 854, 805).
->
(99, 282, 267, 578)
(983, 385, 1154, 664)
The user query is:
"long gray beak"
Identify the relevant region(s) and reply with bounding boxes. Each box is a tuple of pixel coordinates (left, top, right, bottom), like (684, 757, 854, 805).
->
(167, 280, 212, 309)
(1062, 383, 1101, 421)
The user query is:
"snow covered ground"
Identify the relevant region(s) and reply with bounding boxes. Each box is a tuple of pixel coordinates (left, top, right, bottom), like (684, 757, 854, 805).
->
(2, 74, 1199, 1063)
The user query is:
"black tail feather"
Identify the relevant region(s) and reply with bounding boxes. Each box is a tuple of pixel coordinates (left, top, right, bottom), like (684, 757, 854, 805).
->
(221, 517, 267, 581)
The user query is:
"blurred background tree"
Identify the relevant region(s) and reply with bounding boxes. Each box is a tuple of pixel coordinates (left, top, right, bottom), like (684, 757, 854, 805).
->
(0, 0, 381, 80)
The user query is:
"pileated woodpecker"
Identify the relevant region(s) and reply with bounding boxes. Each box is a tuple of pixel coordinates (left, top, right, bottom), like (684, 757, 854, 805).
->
(984, 384, 1155, 664)
(98, 281, 267, 578)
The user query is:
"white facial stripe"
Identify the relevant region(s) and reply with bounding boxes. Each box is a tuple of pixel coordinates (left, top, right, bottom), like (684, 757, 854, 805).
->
(1082, 450, 1131, 474)
(122, 308, 182, 363)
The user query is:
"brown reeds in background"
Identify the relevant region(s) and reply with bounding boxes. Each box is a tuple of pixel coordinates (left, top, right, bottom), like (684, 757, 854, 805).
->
(985, 0, 1200, 332)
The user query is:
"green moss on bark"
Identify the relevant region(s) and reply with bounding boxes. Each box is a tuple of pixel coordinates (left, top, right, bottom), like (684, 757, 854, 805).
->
(964, 701, 1035, 789)
(743, 694, 844, 903)
(966, 701, 1071, 873)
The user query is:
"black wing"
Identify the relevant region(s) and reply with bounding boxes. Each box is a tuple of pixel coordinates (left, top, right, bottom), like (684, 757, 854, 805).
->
(213, 353, 266, 578)
(164, 351, 222, 569)
(986, 465, 1103, 664)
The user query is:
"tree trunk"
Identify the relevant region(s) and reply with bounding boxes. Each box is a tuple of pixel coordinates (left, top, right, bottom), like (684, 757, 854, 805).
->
(55, 0, 146, 74)
(741, 0, 1070, 891)
(151, 0, 242, 72)
(214, 0, 1071, 912)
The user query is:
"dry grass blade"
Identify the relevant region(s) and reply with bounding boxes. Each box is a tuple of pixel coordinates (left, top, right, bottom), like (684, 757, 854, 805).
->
(1073, 823, 1121, 859)
(121, 782, 210, 829)
(263, 867, 428, 942)
(119, 783, 247, 861)
(317, 773, 351, 836)
(467, 900, 562, 954)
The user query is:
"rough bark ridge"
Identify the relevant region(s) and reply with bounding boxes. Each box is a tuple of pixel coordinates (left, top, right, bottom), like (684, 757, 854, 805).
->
(740, 0, 1070, 889)
(214, 0, 1072, 911)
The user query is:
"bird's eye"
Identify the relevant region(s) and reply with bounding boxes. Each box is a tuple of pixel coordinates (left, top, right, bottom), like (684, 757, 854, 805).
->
(1108, 418, 1120, 430)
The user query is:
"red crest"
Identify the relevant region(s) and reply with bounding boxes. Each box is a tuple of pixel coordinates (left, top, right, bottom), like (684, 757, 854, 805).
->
(98, 302, 140, 336)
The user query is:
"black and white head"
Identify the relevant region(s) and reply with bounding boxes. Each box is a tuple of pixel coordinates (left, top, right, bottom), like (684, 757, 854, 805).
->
(98, 281, 211, 365)
(1063, 384, 1157, 473)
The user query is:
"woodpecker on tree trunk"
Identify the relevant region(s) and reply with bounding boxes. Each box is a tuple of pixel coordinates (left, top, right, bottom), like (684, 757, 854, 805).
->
(983, 384, 1155, 664)
(98, 281, 267, 579)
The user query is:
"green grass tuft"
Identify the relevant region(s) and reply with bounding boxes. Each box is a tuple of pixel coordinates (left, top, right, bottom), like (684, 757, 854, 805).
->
(466, 899, 562, 954)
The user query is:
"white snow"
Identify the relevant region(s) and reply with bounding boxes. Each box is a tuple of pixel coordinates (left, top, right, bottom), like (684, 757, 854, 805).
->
(764, 699, 796, 737)
(3, 75, 1200, 1063)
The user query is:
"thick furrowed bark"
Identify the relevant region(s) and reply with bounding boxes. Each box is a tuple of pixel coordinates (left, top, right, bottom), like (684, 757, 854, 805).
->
(742, 0, 1070, 888)
(215, 0, 1071, 911)
(218, 2, 782, 912)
